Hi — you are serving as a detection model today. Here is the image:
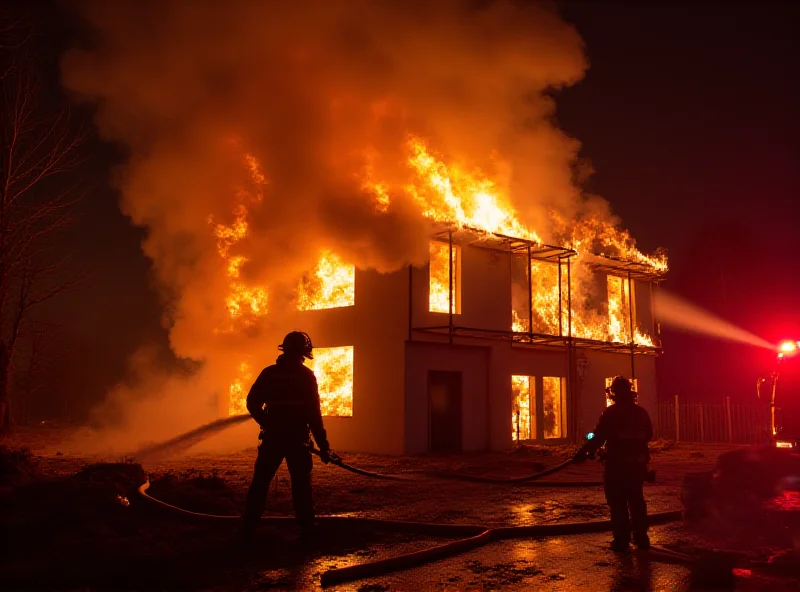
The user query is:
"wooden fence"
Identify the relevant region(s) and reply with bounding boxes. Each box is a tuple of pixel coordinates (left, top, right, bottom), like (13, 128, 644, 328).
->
(654, 396, 771, 445)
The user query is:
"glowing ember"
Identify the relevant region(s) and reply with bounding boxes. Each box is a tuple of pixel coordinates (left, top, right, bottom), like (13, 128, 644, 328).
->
(512, 375, 533, 441)
(429, 241, 460, 314)
(306, 346, 354, 417)
(298, 250, 355, 311)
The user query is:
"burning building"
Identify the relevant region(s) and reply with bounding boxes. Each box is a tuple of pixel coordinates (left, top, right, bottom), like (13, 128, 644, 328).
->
(220, 228, 665, 455)
(213, 140, 667, 455)
(61, 0, 668, 455)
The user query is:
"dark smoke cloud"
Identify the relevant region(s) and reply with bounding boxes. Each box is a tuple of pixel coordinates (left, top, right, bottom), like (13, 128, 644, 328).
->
(60, 0, 593, 448)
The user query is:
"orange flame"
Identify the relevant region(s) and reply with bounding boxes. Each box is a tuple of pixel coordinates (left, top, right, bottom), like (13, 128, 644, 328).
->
(407, 137, 541, 243)
(512, 375, 533, 441)
(429, 241, 459, 314)
(306, 346, 354, 416)
(228, 362, 253, 415)
(298, 250, 355, 311)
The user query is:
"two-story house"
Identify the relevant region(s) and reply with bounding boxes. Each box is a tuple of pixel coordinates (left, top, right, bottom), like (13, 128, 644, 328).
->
(227, 225, 665, 455)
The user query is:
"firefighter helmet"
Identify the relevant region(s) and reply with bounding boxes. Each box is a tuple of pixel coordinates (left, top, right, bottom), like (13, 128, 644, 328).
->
(278, 331, 314, 360)
(607, 376, 635, 402)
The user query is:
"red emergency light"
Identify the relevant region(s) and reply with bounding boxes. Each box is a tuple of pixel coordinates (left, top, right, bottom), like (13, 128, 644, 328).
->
(778, 340, 799, 357)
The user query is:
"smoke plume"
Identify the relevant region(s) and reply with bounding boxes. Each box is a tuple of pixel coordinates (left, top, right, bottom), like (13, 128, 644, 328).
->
(59, 0, 612, 450)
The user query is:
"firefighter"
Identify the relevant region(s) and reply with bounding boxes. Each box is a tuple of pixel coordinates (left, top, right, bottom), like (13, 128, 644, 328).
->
(574, 376, 653, 551)
(241, 331, 334, 540)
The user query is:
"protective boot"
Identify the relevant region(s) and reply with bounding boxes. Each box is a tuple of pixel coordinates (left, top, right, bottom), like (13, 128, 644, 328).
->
(610, 538, 630, 552)
(299, 519, 322, 540)
(633, 533, 651, 550)
(241, 523, 256, 543)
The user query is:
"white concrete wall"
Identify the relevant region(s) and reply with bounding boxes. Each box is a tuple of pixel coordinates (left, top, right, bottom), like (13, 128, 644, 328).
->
(411, 240, 513, 334)
(276, 267, 409, 455)
(249, 239, 661, 455)
(404, 242, 660, 454)
(404, 341, 490, 454)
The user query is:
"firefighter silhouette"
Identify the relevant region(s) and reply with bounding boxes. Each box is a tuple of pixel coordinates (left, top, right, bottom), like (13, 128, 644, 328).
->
(575, 376, 653, 551)
(242, 331, 333, 540)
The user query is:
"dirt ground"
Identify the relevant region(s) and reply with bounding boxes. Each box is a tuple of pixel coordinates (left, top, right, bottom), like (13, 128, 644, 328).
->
(2, 426, 799, 591)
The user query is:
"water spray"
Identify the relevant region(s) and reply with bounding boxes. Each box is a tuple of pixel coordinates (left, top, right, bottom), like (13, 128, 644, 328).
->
(131, 414, 250, 461)
(653, 289, 774, 350)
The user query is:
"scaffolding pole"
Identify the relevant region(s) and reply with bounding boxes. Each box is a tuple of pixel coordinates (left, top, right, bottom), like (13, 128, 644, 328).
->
(448, 230, 454, 345)
(628, 271, 636, 380)
(558, 259, 563, 337)
(408, 265, 413, 342)
(527, 244, 533, 340)
(567, 257, 576, 442)
(567, 258, 573, 341)
(651, 281, 660, 345)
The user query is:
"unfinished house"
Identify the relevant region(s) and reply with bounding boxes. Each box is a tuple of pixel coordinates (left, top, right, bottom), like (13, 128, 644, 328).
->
(226, 226, 665, 456)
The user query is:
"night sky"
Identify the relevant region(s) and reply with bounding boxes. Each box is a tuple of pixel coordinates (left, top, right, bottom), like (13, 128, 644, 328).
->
(21, 0, 800, 418)
(557, 0, 800, 402)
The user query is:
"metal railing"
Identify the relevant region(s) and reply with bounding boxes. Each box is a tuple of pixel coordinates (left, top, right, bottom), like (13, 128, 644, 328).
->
(654, 396, 771, 445)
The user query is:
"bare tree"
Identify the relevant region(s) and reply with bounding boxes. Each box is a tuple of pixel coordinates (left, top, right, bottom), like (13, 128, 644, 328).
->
(10, 321, 63, 425)
(0, 15, 85, 430)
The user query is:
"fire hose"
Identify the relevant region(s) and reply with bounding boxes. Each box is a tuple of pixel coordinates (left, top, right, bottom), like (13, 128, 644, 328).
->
(135, 450, 684, 587)
(133, 415, 603, 486)
(309, 446, 605, 486)
(136, 477, 685, 586)
(132, 416, 687, 585)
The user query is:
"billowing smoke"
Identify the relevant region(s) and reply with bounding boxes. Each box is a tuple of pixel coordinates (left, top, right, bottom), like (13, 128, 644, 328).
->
(60, 0, 605, 452)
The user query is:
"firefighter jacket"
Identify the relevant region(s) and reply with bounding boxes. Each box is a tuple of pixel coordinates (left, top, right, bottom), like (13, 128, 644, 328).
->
(246, 354, 330, 452)
(585, 400, 653, 466)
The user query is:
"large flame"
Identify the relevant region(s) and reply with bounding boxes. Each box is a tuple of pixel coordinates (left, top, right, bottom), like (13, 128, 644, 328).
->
(512, 375, 533, 441)
(219, 139, 664, 417)
(407, 137, 541, 242)
(209, 155, 269, 325)
(228, 362, 253, 415)
(298, 250, 355, 311)
(306, 346, 354, 417)
(227, 348, 354, 417)
(607, 274, 632, 344)
(542, 376, 566, 439)
(511, 259, 656, 345)
(429, 240, 459, 314)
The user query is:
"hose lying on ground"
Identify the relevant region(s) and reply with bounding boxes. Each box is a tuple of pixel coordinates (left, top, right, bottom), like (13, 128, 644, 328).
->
(419, 457, 603, 486)
(320, 509, 686, 587)
(137, 478, 685, 586)
(131, 416, 683, 584)
(306, 447, 604, 486)
(137, 480, 486, 535)
(308, 448, 415, 482)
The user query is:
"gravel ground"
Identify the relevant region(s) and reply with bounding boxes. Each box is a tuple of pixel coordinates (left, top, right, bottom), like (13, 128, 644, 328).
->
(2, 426, 799, 591)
